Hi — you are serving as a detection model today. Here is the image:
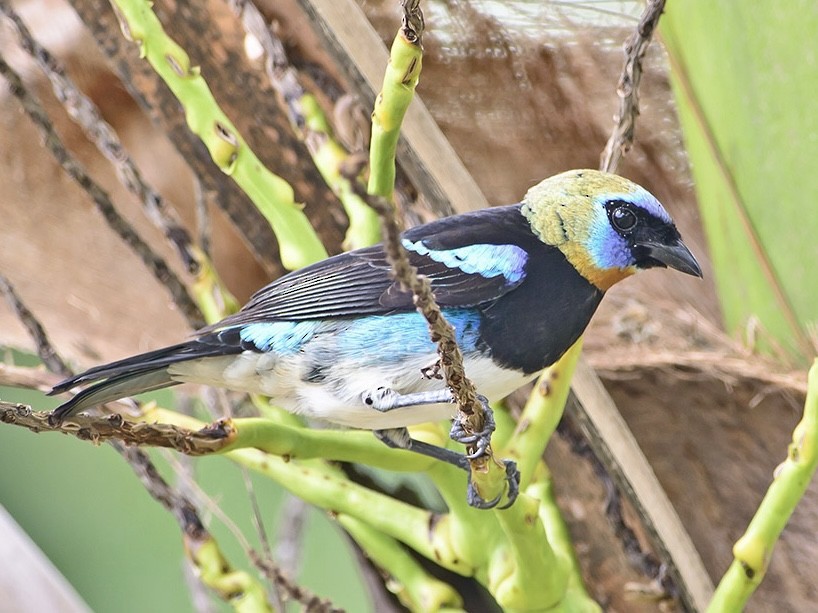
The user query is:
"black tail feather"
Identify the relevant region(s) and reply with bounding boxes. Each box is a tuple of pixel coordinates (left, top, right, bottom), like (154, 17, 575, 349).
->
(50, 370, 181, 423)
(49, 330, 246, 422)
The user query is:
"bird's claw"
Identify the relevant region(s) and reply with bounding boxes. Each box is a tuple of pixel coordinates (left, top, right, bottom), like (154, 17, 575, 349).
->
(362, 386, 399, 412)
(466, 459, 520, 510)
(449, 398, 520, 509)
(449, 394, 495, 460)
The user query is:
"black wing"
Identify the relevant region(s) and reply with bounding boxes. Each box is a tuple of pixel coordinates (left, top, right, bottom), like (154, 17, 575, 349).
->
(206, 205, 542, 329)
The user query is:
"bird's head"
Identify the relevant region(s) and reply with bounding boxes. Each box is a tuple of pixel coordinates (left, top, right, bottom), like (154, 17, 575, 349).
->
(521, 169, 702, 290)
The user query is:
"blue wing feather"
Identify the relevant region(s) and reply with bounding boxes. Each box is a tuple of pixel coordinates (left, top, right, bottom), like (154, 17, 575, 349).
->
(206, 204, 536, 329)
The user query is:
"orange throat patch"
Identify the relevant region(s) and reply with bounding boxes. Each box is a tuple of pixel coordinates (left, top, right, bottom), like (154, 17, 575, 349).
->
(559, 243, 636, 291)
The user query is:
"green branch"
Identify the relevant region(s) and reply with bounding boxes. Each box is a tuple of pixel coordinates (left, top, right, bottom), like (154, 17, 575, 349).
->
(143, 409, 478, 576)
(490, 493, 568, 611)
(108, 0, 326, 270)
(299, 94, 381, 249)
(338, 514, 464, 611)
(227, 448, 473, 576)
(367, 30, 422, 199)
(504, 339, 583, 489)
(190, 536, 273, 612)
(530, 478, 600, 611)
(147, 408, 435, 473)
(709, 358, 818, 610)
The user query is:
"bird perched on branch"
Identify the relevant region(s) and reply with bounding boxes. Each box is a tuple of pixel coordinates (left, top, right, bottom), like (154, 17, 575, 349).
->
(50, 169, 701, 507)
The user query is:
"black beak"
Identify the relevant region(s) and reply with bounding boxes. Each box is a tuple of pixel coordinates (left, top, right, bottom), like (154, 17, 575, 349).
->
(640, 239, 703, 278)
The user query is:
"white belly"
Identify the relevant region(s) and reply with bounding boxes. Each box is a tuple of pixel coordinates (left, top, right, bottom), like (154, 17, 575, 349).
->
(169, 352, 538, 430)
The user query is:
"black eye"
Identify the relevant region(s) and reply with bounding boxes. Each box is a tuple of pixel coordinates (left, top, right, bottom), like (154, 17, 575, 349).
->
(611, 206, 637, 233)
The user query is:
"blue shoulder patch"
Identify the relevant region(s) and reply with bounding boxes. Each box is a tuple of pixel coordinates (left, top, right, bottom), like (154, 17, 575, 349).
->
(239, 321, 319, 353)
(402, 240, 527, 283)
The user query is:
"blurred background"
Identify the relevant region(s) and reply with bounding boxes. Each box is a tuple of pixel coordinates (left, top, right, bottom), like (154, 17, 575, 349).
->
(1, 0, 816, 610)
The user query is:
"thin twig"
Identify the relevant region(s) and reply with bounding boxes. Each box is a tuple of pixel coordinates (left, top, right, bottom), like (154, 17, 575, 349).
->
(343, 166, 485, 440)
(116, 442, 210, 539)
(252, 553, 345, 613)
(193, 176, 212, 259)
(274, 494, 308, 577)
(0, 277, 337, 609)
(0, 4, 199, 275)
(0, 275, 71, 378)
(240, 468, 285, 610)
(227, 0, 304, 127)
(165, 452, 343, 612)
(0, 363, 60, 392)
(1, 402, 234, 452)
(0, 277, 271, 609)
(599, 0, 667, 173)
(591, 0, 712, 608)
(0, 55, 205, 329)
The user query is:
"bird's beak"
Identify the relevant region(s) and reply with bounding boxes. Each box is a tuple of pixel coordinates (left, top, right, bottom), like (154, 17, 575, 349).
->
(639, 239, 703, 278)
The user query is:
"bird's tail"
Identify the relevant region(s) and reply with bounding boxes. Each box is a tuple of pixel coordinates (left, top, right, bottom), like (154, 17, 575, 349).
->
(49, 331, 243, 423)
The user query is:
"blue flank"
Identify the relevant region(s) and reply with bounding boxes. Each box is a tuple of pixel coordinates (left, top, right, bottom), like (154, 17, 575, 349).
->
(240, 320, 321, 354)
(402, 240, 527, 283)
(336, 308, 482, 361)
(237, 308, 484, 362)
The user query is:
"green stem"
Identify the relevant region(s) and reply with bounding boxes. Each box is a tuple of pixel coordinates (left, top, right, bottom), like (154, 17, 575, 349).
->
(229, 448, 472, 576)
(299, 95, 381, 249)
(148, 409, 436, 473)
(504, 338, 583, 489)
(108, 0, 326, 269)
(338, 514, 464, 611)
(367, 32, 422, 199)
(146, 409, 486, 578)
(190, 246, 240, 324)
(489, 493, 568, 611)
(708, 358, 818, 611)
(529, 478, 600, 611)
(190, 535, 272, 612)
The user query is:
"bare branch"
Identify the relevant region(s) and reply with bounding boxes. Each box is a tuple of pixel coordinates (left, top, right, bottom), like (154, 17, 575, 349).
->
(251, 553, 344, 613)
(599, 0, 667, 174)
(400, 0, 424, 43)
(1, 403, 233, 453)
(0, 364, 60, 392)
(343, 166, 485, 437)
(0, 54, 205, 329)
(116, 442, 209, 537)
(0, 4, 200, 275)
(0, 275, 71, 378)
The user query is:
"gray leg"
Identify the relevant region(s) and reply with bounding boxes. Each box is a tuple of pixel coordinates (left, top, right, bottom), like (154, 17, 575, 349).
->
(364, 387, 497, 463)
(374, 427, 519, 510)
(363, 387, 454, 412)
(375, 428, 469, 470)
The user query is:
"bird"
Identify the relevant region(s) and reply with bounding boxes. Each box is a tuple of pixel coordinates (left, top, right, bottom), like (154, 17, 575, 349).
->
(50, 169, 701, 507)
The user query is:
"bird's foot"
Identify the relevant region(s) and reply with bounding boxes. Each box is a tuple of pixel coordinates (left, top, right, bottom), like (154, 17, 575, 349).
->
(466, 459, 520, 510)
(449, 394, 495, 460)
(449, 398, 519, 509)
(371, 395, 520, 509)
